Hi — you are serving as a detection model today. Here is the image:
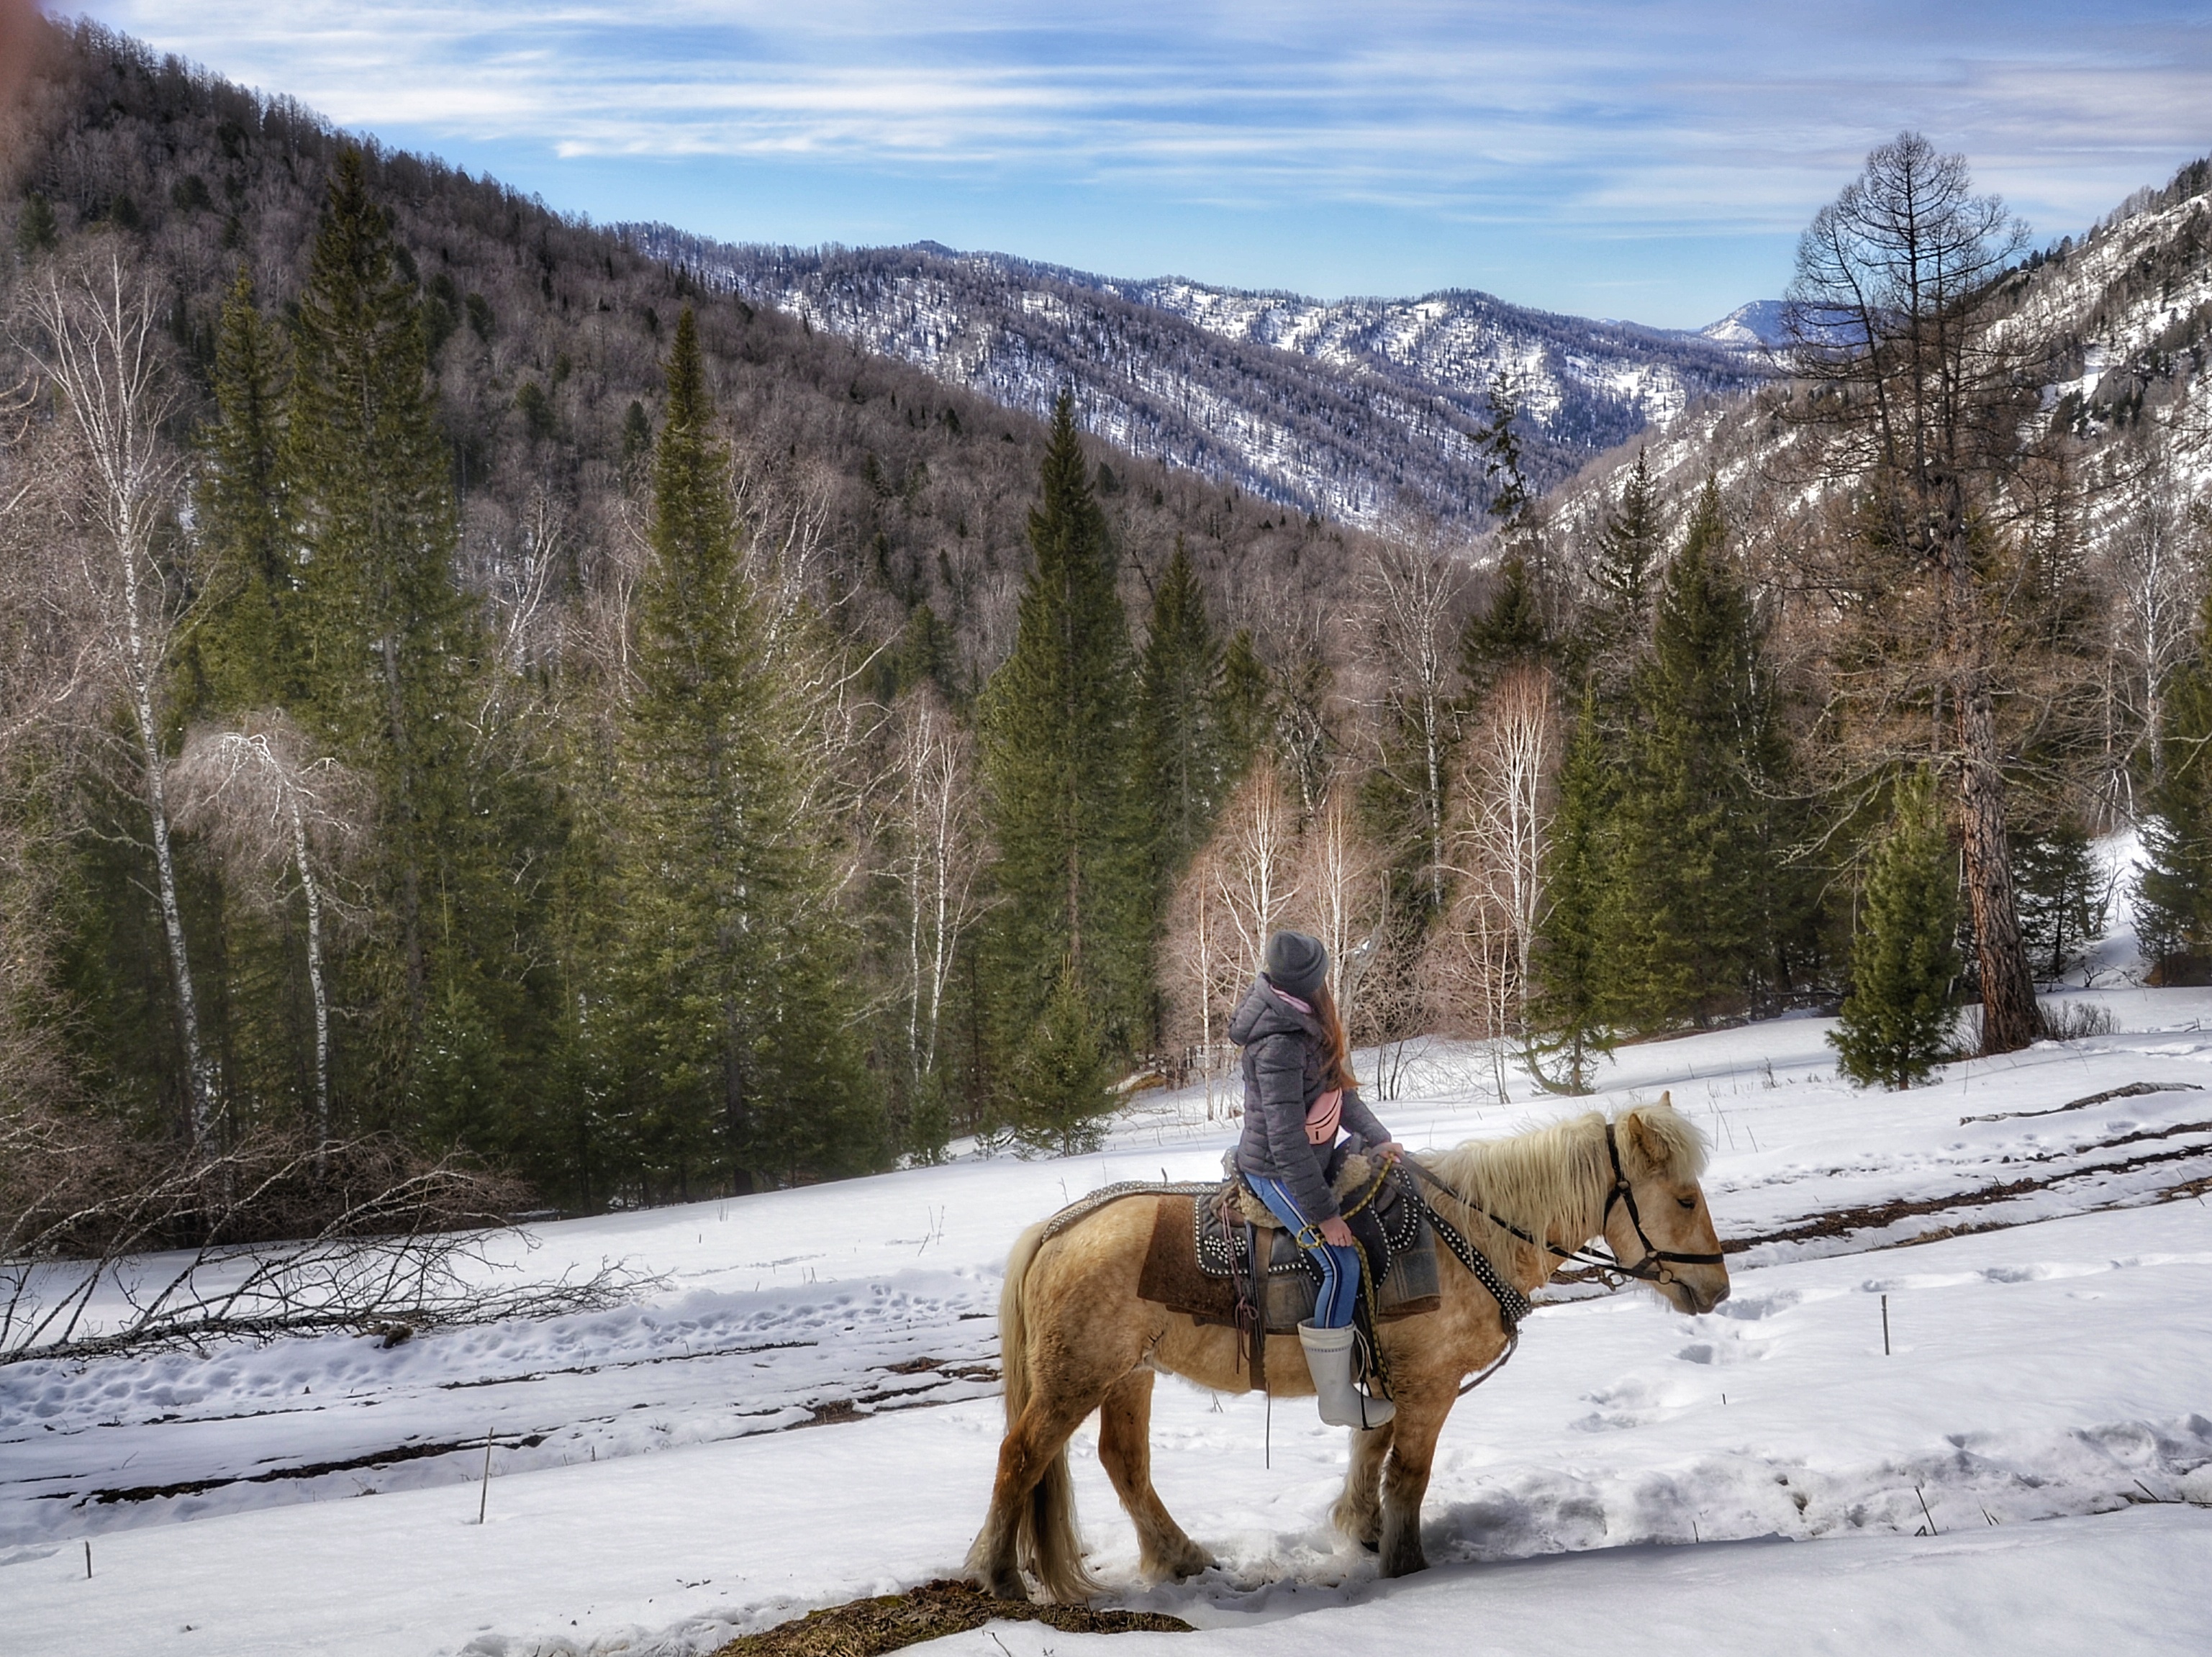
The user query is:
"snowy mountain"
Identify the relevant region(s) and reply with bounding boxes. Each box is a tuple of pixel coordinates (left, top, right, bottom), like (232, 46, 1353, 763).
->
(622, 227, 1770, 530)
(1551, 156, 2212, 571)
(10, 982, 2212, 1654)
(1697, 299, 1792, 350)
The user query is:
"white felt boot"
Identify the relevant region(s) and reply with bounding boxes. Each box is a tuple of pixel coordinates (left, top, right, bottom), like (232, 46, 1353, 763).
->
(1297, 1320, 1395, 1428)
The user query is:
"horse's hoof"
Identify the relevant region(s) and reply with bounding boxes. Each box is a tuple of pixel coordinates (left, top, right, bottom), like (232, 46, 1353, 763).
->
(987, 1571, 1030, 1604)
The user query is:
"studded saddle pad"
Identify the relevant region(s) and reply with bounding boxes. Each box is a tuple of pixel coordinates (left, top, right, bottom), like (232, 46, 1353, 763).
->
(1136, 1169, 1440, 1335)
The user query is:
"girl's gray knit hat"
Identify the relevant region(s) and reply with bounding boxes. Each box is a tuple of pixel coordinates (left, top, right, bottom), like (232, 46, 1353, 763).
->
(1264, 930, 1328, 999)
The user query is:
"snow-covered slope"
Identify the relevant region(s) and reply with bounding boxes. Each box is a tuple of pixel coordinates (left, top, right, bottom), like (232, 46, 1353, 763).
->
(622, 230, 1769, 531)
(7, 983, 2212, 1657)
(1551, 156, 2212, 573)
(1696, 300, 1790, 350)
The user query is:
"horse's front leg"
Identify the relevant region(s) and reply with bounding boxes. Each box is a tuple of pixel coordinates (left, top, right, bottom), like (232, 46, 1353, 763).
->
(1377, 1395, 1446, 1578)
(1332, 1416, 1395, 1551)
(1097, 1368, 1213, 1581)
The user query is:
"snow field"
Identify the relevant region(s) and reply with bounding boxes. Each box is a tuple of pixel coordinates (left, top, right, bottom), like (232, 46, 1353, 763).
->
(4, 986, 2211, 1655)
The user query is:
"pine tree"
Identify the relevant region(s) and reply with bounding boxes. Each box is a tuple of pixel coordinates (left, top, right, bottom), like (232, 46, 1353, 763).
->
(189, 269, 293, 711)
(1527, 689, 1615, 1091)
(1833, 771, 1962, 1089)
(979, 391, 1149, 1094)
(1475, 370, 1532, 530)
(1599, 478, 1800, 1027)
(1137, 538, 1230, 901)
(607, 307, 879, 1195)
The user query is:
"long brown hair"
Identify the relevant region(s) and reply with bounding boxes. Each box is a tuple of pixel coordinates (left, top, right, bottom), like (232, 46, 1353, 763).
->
(1313, 980, 1357, 1092)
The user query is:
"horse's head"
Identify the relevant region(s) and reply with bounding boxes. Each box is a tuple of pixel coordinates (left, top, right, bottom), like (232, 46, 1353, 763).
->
(1603, 1094, 1730, 1315)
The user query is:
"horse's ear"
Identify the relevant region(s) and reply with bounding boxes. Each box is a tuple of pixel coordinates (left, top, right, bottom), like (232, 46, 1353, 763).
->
(1656, 1090, 1672, 1109)
(1621, 1108, 1672, 1178)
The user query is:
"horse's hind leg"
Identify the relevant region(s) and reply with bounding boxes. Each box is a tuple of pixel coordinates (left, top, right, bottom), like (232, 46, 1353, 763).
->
(1332, 1415, 1395, 1551)
(972, 1393, 1094, 1602)
(1097, 1368, 1212, 1581)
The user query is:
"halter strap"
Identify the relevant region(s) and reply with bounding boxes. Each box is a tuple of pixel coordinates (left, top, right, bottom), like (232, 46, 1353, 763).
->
(1400, 1122, 1724, 1291)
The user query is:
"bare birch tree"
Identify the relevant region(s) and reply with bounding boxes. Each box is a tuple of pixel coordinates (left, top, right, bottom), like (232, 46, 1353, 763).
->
(881, 687, 986, 1099)
(1366, 535, 1467, 909)
(1159, 761, 1302, 1116)
(172, 714, 371, 1147)
(2099, 453, 2208, 816)
(15, 250, 217, 1141)
(1428, 663, 1559, 1090)
(1287, 777, 1387, 1032)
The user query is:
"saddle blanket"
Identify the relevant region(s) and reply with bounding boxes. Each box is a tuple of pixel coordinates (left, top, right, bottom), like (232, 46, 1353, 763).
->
(1136, 1173, 1439, 1335)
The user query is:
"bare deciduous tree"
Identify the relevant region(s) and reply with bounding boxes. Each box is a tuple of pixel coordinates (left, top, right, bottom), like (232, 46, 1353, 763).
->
(1159, 761, 1302, 1117)
(15, 249, 217, 1140)
(1365, 535, 1467, 909)
(881, 688, 987, 1099)
(2098, 450, 2208, 817)
(1427, 664, 1559, 1093)
(1287, 777, 1387, 1032)
(1787, 132, 2047, 1054)
(172, 713, 371, 1147)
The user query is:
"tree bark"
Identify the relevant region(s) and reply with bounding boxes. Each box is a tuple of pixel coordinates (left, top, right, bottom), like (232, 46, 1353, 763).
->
(1956, 682, 2042, 1052)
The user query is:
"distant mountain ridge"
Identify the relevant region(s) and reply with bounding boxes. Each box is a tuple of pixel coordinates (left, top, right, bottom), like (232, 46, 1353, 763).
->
(622, 227, 1773, 528)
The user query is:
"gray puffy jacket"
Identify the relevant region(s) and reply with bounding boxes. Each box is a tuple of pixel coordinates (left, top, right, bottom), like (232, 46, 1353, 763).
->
(1228, 975, 1391, 1223)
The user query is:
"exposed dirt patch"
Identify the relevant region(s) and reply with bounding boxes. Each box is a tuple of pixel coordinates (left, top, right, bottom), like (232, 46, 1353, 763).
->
(710, 1578, 1189, 1657)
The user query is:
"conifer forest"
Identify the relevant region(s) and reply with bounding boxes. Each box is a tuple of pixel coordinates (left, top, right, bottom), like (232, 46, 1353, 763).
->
(4, 24, 2209, 1228)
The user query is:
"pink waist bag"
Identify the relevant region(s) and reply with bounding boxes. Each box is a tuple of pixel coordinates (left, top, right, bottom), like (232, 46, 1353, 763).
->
(1305, 1088, 1343, 1145)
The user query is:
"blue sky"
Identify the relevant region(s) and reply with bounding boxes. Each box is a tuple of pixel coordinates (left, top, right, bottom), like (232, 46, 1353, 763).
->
(77, 1, 2212, 329)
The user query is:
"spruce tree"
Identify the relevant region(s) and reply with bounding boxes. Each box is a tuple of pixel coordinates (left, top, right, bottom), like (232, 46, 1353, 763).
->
(285, 147, 471, 1027)
(979, 391, 1149, 1091)
(1459, 553, 1551, 694)
(608, 308, 879, 1194)
(1015, 960, 1115, 1155)
(1832, 771, 1962, 1089)
(2136, 661, 2212, 973)
(1137, 538, 1230, 901)
(1599, 478, 1800, 1027)
(1590, 447, 1662, 653)
(1527, 689, 1615, 1091)
(1218, 627, 1272, 778)
(189, 269, 294, 712)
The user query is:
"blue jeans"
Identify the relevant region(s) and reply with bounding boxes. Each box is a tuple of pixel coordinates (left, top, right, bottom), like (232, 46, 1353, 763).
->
(1246, 1173, 1361, 1328)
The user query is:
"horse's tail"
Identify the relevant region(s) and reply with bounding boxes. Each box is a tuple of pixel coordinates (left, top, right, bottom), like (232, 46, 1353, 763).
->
(966, 1217, 1099, 1603)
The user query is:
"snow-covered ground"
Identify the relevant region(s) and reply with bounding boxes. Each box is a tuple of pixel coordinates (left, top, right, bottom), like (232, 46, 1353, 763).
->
(6, 987, 2212, 1656)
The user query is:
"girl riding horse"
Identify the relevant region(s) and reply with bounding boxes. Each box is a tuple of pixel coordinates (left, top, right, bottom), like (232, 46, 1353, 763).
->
(1230, 929, 1404, 1428)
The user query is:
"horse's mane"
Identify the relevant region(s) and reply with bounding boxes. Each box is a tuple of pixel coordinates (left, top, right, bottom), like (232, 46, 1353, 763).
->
(1420, 1099, 1708, 1241)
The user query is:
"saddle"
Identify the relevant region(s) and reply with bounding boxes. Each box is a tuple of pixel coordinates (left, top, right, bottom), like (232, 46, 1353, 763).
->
(1135, 1143, 1440, 1390)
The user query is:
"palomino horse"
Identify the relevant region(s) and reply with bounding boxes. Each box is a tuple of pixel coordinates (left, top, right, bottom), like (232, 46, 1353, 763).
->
(967, 1096, 1728, 1601)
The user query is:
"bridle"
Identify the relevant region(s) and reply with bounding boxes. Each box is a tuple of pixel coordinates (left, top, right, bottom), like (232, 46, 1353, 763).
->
(1402, 1121, 1726, 1293)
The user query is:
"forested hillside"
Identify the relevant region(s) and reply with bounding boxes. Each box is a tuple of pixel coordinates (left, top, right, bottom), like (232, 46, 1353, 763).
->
(628, 229, 1769, 530)
(0, 22, 1400, 1212)
(6, 19, 2210, 1235)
